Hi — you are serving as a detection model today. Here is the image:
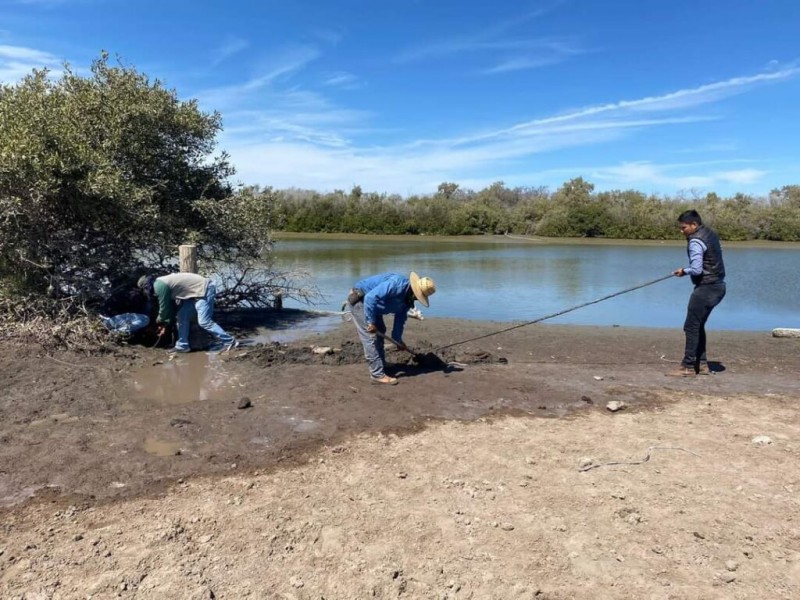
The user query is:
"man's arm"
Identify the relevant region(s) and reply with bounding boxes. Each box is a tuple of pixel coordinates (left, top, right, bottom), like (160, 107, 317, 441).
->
(684, 239, 706, 276)
(674, 239, 706, 277)
(391, 308, 408, 344)
(153, 279, 175, 324)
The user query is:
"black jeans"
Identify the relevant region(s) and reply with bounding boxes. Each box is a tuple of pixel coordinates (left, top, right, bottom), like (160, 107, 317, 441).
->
(682, 282, 726, 368)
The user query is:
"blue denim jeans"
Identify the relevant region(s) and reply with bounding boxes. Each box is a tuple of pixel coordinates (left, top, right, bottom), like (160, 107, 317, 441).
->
(682, 282, 726, 368)
(350, 301, 386, 379)
(174, 282, 235, 350)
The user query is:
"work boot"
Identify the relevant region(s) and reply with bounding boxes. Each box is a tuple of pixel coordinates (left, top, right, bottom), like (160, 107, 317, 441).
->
(697, 362, 711, 375)
(666, 365, 695, 377)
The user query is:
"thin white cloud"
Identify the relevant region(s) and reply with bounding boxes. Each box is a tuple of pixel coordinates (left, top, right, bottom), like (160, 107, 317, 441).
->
(0, 44, 61, 83)
(322, 71, 360, 88)
(217, 64, 796, 195)
(396, 5, 558, 63)
(211, 37, 249, 67)
(587, 161, 767, 190)
(395, 4, 584, 74)
(676, 141, 740, 154)
(195, 45, 320, 109)
(442, 66, 799, 147)
(482, 55, 568, 74)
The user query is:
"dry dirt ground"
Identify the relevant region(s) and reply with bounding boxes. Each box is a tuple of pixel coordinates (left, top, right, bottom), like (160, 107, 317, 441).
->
(1, 312, 799, 599)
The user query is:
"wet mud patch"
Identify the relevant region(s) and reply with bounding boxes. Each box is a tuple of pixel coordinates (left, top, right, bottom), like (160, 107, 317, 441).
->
(233, 339, 508, 370)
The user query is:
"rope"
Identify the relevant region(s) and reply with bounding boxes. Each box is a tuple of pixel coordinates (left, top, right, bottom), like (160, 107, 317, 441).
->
(578, 445, 700, 472)
(435, 272, 676, 351)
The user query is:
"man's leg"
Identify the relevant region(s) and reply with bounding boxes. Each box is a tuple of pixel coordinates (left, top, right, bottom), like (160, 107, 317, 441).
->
(697, 283, 726, 369)
(375, 316, 387, 367)
(683, 284, 726, 369)
(351, 302, 386, 379)
(174, 300, 195, 351)
(196, 282, 234, 345)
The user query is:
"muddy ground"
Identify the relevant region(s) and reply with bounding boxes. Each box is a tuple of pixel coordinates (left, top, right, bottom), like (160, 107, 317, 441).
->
(1, 311, 799, 599)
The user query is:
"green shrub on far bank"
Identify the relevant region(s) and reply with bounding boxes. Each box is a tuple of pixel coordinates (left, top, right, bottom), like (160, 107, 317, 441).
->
(273, 180, 800, 241)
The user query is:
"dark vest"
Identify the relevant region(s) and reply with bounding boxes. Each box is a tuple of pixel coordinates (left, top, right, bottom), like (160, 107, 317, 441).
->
(687, 225, 725, 285)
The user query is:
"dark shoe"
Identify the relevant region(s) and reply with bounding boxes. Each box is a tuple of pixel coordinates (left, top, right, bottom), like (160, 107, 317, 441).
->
(370, 375, 398, 385)
(666, 366, 695, 377)
(168, 346, 191, 354)
(697, 363, 711, 375)
(223, 339, 240, 352)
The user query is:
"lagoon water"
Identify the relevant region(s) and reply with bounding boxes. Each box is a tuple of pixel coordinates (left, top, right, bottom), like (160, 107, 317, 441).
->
(272, 235, 799, 332)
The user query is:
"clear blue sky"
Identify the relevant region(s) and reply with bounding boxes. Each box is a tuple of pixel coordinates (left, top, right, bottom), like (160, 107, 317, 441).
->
(2, 0, 799, 196)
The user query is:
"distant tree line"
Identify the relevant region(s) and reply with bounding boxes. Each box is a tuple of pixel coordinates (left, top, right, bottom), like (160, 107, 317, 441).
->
(270, 179, 800, 241)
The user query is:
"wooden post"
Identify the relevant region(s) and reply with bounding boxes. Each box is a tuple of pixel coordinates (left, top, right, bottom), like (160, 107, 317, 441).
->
(179, 245, 197, 273)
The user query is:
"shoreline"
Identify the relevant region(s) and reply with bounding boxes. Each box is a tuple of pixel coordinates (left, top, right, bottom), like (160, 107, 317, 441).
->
(273, 230, 800, 249)
(221, 307, 791, 337)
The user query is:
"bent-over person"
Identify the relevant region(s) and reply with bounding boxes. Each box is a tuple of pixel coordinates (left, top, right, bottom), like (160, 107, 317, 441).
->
(347, 271, 436, 385)
(138, 272, 238, 354)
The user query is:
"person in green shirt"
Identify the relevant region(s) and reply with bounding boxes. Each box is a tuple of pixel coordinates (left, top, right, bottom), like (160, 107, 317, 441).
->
(138, 273, 238, 353)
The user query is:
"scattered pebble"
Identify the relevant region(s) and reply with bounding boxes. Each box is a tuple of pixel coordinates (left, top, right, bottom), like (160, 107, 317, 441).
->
(580, 395, 593, 404)
(751, 435, 772, 446)
(199, 535, 214, 544)
(606, 400, 626, 412)
(396, 472, 408, 479)
(500, 523, 515, 531)
(593, 375, 604, 381)
(720, 572, 736, 583)
(289, 576, 304, 588)
(237, 397, 253, 410)
(579, 457, 594, 469)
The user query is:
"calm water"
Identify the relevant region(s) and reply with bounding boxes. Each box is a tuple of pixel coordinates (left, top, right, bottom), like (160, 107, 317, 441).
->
(272, 235, 799, 331)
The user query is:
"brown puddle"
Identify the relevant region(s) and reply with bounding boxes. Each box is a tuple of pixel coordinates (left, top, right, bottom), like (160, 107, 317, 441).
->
(143, 438, 182, 457)
(130, 351, 244, 405)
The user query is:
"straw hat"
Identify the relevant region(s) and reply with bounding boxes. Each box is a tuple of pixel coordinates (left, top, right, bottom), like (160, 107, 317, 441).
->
(409, 272, 436, 307)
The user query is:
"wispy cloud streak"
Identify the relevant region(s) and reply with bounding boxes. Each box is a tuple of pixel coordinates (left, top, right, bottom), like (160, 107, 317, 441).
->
(217, 64, 797, 194)
(0, 44, 61, 83)
(211, 37, 249, 67)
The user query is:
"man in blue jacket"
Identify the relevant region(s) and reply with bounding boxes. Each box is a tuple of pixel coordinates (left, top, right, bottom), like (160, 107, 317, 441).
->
(347, 272, 436, 385)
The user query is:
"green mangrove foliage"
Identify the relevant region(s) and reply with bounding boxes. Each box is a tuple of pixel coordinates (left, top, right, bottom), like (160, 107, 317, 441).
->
(0, 55, 295, 345)
(274, 179, 800, 241)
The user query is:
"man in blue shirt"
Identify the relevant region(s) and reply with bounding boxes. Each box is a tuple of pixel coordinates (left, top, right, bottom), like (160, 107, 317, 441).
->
(347, 272, 436, 385)
(670, 210, 726, 377)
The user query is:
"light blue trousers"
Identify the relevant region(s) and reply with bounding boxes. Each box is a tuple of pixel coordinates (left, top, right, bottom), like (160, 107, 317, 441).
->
(174, 282, 235, 350)
(350, 301, 386, 379)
